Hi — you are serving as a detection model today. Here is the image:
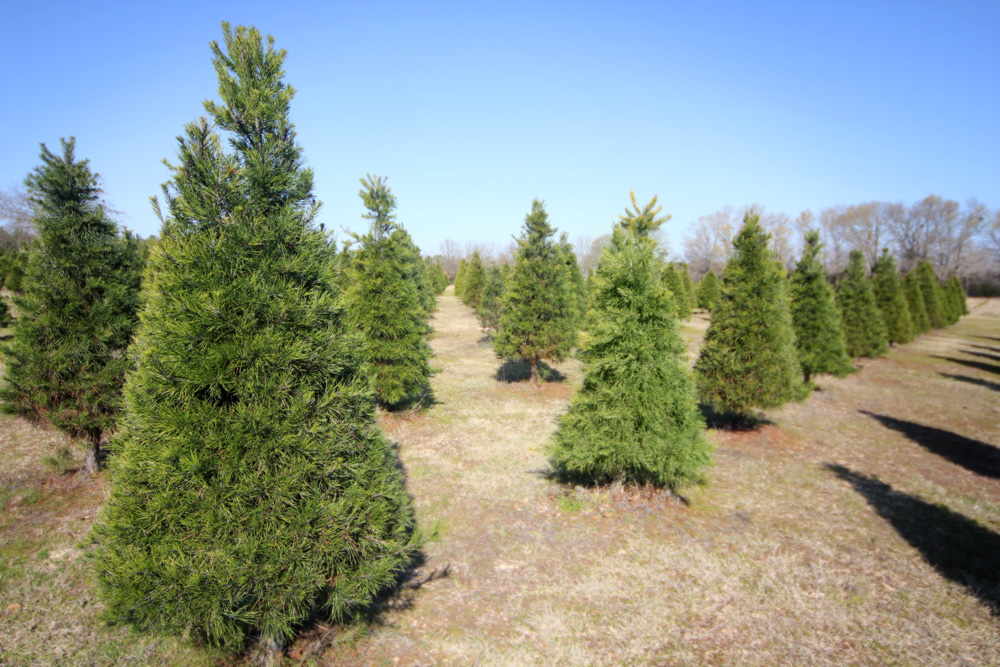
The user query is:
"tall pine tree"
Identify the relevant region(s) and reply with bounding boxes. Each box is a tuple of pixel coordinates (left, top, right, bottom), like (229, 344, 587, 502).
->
(662, 263, 690, 320)
(696, 269, 719, 311)
(870, 249, 914, 345)
(837, 250, 889, 358)
(694, 212, 801, 424)
(476, 265, 505, 335)
(915, 261, 945, 328)
(1, 138, 141, 473)
(789, 231, 852, 384)
(461, 250, 487, 309)
(344, 174, 432, 407)
(550, 194, 710, 488)
(92, 25, 420, 656)
(903, 272, 931, 334)
(494, 199, 575, 384)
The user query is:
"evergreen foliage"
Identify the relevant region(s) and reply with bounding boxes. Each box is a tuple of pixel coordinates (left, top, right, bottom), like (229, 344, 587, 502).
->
(696, 269, 719, 311)
(0, 138, 141, 472)
(92, 25, 420, 654)
(345, 174, 432, 407)
(870, 249, 914, 344)
(678, 262, 697, 315)
(789, 231, 852, 384)
(429, 262, 449, 295)
(694, 212, 801, 423)
(915, 261, 945, 328)
(837, 250, 889, 358)
(494, 199, 576, 383)
(662, 264, 689, 320)
(393, 227, 435, 317)
(454, 258, 468, 298)
(476, 266, 504, 335)
(558, 232, 587, 332)
(550, 194, 709, 489)
(948, 275, 969, 316)
(903, 272, 931, 334)
(461, 250, 486, 309)
(4, 249, 28, 292)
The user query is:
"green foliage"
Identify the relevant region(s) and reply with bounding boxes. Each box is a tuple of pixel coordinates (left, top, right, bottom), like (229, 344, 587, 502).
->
(558, 232, 587, 332)
(678, 262, 697, 314)
(92, 24, 420, 653)
(429, 261, 449, 295)
(476, 266, 504, 334)
(870, 249, 913, 344)
(394, 228, 435, 317)
(550, 196, 710, 489)
(789, 231, 852, 384)
(696, 269, 719, 311)
(915, 261, 944, 328)
(948, 275, 968, 316)
(0, 138, 141, 470)
(461, 250, 486, 309)
(662, 264, 691, 320)
(837, 251, 889, 358)
(345, 175, 432, 407)
(454, 258, 468, 298)
(494, 200, 576, 383)
(4, 249, 28, 292)
(903, 272, 931, 334)
(694, 212, 802, 422)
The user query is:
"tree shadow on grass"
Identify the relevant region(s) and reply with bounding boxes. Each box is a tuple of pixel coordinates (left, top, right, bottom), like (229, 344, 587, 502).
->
(825, 463, 1000, 615)
(860, 410, 1000, 479)
(494, 359, 567, 383)
(970, 335, 1000, 342)
(698, 402, 773, 431)
(384, 384, 440, 412)
(932, 355, 1000, 377)
(939, 372, 1000, 393)
(968, 343, 1000, 353)
(964, 349, 1000, 364)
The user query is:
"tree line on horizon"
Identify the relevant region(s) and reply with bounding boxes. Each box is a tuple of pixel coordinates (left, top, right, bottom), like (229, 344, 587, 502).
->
(0, 20, 979, 664)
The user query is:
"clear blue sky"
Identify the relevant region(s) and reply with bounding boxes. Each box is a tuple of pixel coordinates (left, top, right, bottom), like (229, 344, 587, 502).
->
(2, 0, 997, 256)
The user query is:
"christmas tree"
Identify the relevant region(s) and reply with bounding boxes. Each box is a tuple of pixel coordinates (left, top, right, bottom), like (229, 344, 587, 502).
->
(870, 249, 914, 345)
(837, 250, 889, 358)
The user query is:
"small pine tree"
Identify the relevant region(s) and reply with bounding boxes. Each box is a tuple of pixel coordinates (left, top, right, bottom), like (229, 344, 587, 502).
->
(662, 264, 690, 320)
(494, 199, 576, 384)
(789, 231, 852, 384)
(476, 266, 504, 334)
(837, 250, 889, 358)
(870, 249, 913, 345)
(903, 272, 931, 334)
(461, 250, 487, 309)
(393, 227, 435, 317)
(948, 275, 969, 316)
(915, 261, 945, 328)
(694, 212, 801, 424)
(940, 276, 962, 324)
(92, 25, 420, 655)
(550, 194, 710, 488)
(454, 258, 468, 298)
(345, 175, 432, 407)
(0, 138, 141, 473)
(696, 269, 719, 311)
(4, 249, 28, 292)
(557, 232, 587, 332)
(679, 262, 697, 315)
(429, 262, 449, 295)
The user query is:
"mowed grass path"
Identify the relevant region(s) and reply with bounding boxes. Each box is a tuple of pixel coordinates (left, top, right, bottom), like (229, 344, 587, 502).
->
(1, 292, 999, 665)
(324, 292, 1000, 666)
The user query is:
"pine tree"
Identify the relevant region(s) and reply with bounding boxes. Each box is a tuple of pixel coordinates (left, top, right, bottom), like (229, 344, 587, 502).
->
(393, 227, 435, 317)
(837, 250, 889, 358)
(915, 261, 945, 328)
(454, 258, 468, 298)
(870, 249, 913, 345)
(903, 272, 931, 334)
(662, 264, 690, 320)
(476, 266, 504, 334)
(0, 139, 141, 473)
(789, 231, 852, 384)
(461, 250, 487, 309)
(694, 212, 801, 424)
(92, 25, 420, 655)
(696, 268, 719, 311)
(345, 174, 432, 407)
(429, 262, 449, 295)
(550, 194, 710, 489)
(494, 199, 576, 384)
(948, 275, 969, 316)
(679, 262, 697, 315)
(558, 232, 587, 332)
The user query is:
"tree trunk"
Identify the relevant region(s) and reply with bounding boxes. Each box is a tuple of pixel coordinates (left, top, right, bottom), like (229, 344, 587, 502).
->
(530, 359, 539, 385)
(254, 636, 285, 667)
(83, 438, 101, 474)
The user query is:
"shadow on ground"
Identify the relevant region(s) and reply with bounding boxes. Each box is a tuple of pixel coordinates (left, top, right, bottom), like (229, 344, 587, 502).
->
(860, 410, 1000, 478)
(965, 349, 1000, 364)
(826, 463, 1000, 615)
(699, 402, 774, 431)
(495, 359, 567, 383)
(940, 373, 1000, 393)
(933, 356, 1000, 377)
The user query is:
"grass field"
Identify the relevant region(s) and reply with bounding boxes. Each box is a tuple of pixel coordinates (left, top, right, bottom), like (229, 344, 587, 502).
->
(2, 292, 998, 666)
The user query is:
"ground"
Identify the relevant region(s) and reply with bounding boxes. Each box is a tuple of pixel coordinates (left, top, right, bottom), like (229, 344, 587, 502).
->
(1, 292, 998, 666)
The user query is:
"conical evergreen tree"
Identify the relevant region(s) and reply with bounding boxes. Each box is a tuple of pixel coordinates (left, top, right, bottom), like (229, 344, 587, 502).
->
(694, 212, 801, 424)
(679, 262, 697, 315)
(0, 139, 141, 473)
(789, 231, 852, 384)
(870, 249, 913, 345)
(429, 261, 449, 295)
(476, 266, 504, 334)
(837, 250, 889, 358)
(394, 229, 435, 317)
(92, 25, 420, 655)
(903, 272, 931, 334)
(494, 199, 576, 384)
(345, 174, 432, 407)
(662, 264, 690, 320)
(948, 275, 969, 316)
(461, 250, 487, 309)
(558, 232, 587, 332)
(550, 194, 709, 488)
(915, 261, 945, 328)
(696, 268, 719, 311)
(454, 258, 468, 298)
